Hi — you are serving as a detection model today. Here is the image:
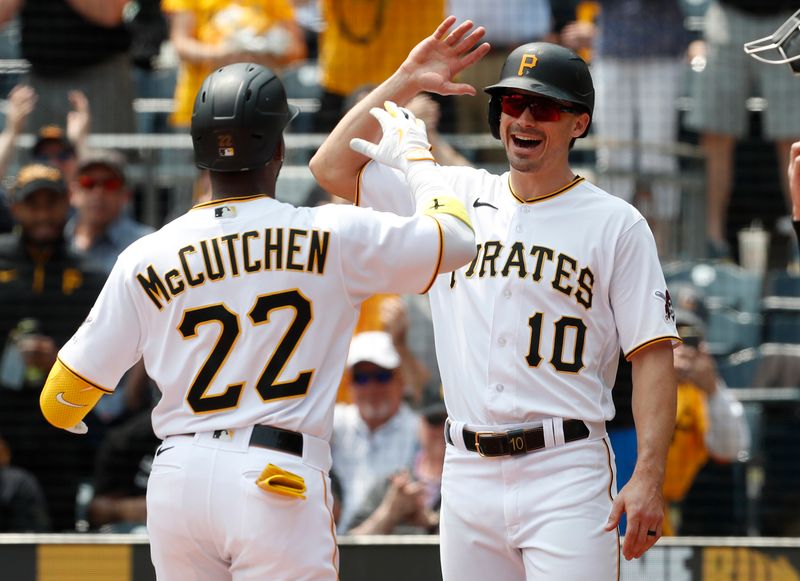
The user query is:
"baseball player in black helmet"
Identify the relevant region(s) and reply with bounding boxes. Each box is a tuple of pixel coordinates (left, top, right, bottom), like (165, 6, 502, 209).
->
(312, 16, 679, 580)
(39, 60, 476, 580)
(191, 62, 299, 173)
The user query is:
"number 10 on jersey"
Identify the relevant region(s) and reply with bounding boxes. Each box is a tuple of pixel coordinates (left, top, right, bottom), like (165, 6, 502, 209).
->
(525, 312, 587, 374)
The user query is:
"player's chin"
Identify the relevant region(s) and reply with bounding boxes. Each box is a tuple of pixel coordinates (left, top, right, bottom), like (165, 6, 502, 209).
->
(507, 156, 544, 174)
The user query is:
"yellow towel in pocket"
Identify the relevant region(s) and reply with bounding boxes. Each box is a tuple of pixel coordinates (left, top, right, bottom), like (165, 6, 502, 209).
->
(256, 464, 307, 500)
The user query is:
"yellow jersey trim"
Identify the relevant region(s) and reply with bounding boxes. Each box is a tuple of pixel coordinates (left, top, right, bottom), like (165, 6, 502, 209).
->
(322, 473, 340, 579)
(624, 336, 682, 360)
(57, 358, 114, 393)
(354, 163, 369, 207)
(190, 194, 269, 211)
(510, 175, 585, 205)
(602, 438, 621, 581)
(420, 216, 444, 294)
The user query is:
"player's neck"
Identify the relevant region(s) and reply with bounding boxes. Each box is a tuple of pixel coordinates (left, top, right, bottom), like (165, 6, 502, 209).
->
(209, 167, 277, 200)
(509, 165, 578, 202)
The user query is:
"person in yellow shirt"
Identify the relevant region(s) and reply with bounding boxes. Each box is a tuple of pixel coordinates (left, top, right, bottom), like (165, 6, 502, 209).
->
(163, 0, 306, 127)
(315, 0, 444, 131)
(663, 310, 750, 534)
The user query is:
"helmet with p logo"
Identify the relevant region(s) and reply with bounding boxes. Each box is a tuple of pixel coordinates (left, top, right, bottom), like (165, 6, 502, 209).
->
(484, 42, 594, 139)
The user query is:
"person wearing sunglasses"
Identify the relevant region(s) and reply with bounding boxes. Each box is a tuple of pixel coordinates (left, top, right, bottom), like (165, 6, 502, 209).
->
(0, 164, 104, 531)
(332, 331, 421, 534)
(66, 150, 154, 275)
(311, 16, 680, 580)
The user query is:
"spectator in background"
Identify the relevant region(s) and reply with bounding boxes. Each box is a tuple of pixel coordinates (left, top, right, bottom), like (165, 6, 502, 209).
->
(66, 150, 155, 428)
(314, 0, 444, 132)
(163, 0, 306, 128)
(377, 295, 431, 407)
(349, 392, 446, 535)
(0, 431, 49, 532)
(0, 164, 103, 531)
(590, 0, 693, 258)
(291, 0, 323, 60)
(685, 0, 800, 259)
(66, 150, 153, 274)
(549, 1, 599, 62)
(663, 309, 750, 534)
(332, 331, 420, 533)
(447, 0, 553, 134)
(0, 85, 90, 184)
(86, 409, 159, 532)
(609, 305, 751, 535)
(0, 0, 135, 134)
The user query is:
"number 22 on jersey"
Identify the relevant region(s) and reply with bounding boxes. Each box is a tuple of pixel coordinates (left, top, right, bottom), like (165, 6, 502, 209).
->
(178, 289, 313, 413)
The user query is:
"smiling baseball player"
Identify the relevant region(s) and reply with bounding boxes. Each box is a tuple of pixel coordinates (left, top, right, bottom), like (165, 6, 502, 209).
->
(38, 63, 474, 580)
(311, 17, 681, 581)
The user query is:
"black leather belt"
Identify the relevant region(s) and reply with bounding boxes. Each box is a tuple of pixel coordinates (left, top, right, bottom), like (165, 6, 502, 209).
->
(445, 419, 589, 457)
(207, 425, 303, 457)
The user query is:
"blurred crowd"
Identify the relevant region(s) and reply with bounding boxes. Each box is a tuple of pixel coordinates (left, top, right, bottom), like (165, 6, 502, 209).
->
(0, 0, 799, 540)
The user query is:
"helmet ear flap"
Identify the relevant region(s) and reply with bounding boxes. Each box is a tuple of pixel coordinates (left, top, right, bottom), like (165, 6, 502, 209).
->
(488, 95, 501, 140)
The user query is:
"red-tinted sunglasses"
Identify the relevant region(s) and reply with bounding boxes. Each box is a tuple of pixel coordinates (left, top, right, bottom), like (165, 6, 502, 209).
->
(77, 174, 124, 191)
(500, 94, 580, 122)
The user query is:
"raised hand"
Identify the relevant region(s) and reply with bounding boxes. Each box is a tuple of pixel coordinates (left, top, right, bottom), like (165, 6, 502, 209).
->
(399, 16, 491, 97)
(4, 84, 37, 135)
(66, 90, 91, 147)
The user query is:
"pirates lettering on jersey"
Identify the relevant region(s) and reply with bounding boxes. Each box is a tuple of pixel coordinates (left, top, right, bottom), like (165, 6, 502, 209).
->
(456, 240, 594, 310)
(136, 228, 331, 310)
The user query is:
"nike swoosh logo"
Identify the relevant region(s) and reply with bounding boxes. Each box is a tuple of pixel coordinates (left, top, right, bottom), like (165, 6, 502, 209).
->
(473, 198, 498, 210)
(56, 392, 86, 408)
(156, 445, 175, 457)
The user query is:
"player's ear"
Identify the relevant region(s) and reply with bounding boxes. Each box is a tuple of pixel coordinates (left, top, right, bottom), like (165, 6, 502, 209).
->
(571, 112, 590, 138)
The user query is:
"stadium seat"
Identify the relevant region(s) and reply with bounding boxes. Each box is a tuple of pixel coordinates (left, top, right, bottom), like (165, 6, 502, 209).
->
(761, 270, 800, 344)
(719, 343, 800, 388)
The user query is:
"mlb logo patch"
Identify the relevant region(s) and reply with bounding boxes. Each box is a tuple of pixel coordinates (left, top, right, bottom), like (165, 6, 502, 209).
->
(215, 205, 236, 218)
(219, 147, 235, 157)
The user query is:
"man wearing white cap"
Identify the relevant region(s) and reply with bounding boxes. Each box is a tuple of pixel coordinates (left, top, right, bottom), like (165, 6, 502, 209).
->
(331, 331, 420, 532)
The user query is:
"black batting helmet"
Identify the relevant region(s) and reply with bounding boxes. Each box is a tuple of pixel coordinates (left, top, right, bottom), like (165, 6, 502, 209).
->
(191, 63, 299, 172)
(484, 43, 594, 139)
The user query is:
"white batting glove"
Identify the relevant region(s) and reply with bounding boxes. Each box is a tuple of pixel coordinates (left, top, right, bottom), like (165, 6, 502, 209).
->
(350, 101, 434, 173)
(65, 421, 88, 435)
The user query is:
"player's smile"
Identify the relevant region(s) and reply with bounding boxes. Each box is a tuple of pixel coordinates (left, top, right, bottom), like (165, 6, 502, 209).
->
(509, 131, 543, 152)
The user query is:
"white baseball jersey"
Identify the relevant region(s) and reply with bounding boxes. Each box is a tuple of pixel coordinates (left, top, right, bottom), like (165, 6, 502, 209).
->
(57, 194, 444, 441)
(359, 162, 680, 427)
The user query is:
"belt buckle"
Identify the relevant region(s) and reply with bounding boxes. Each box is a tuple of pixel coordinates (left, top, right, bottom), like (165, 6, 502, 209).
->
(474, 431, 495, 457)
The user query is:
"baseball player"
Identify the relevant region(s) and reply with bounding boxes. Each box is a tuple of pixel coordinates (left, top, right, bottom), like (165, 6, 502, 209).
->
(38, 63, 475, 580)
(311, 17, 680, 580)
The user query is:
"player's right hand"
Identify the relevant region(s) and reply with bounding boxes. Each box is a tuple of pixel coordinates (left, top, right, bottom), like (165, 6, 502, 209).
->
(349, 101, 434, 173)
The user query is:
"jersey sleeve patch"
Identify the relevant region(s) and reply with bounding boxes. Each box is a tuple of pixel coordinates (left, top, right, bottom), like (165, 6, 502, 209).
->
(423, 195, 474, 230)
